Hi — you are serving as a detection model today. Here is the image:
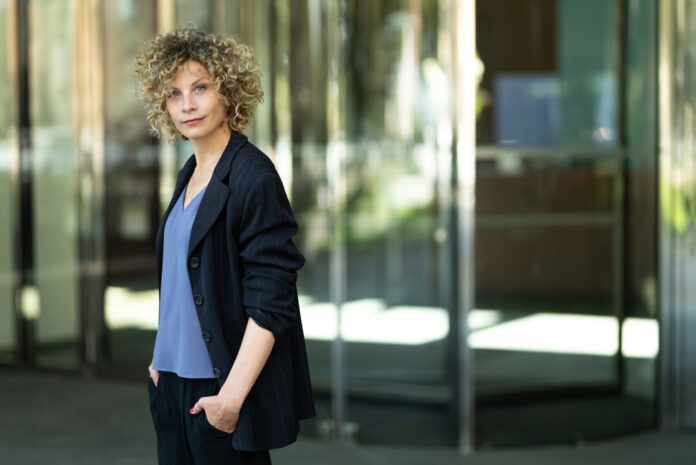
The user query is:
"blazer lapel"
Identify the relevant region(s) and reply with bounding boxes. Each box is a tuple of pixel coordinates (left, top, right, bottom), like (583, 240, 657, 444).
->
(187, 131, 248, 257)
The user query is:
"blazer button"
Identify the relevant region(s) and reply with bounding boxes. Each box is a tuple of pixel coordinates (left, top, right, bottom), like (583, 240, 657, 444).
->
(194, 294, 204, 306)
(202, 332, 211, 343)
(190, 257, 200, 269)
(213, 368, 222, 378)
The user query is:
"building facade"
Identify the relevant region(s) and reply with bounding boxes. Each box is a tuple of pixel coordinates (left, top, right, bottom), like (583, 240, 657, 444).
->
(0, 0, 693, 453)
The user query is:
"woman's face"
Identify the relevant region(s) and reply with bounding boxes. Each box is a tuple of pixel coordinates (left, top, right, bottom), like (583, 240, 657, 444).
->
(165, 60, 229, 141)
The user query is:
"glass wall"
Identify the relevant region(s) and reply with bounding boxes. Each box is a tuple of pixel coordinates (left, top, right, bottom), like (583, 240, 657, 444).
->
(0, 0, 663, 451)
(623, 0, 658, 412)
(338, 0, 454, 445)
(474, 0, 658, 446)
(101, 0, 159, 371)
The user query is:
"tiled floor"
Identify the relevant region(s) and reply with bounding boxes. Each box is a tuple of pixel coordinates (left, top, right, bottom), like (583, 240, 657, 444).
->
(0, 369, 692, 465)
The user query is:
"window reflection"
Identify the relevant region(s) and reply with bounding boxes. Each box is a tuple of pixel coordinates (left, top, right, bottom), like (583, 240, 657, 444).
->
(102, 0, 158, 368)
(477, 0, 618, 148)
(0, 1, 15, 363)
(473, 0, 658, 447)
(29, 0, 658, 450)
(29, 0, 80, 369)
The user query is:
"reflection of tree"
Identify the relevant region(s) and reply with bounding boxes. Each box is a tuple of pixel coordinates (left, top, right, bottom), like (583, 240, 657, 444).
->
(320, 0, 449, 252)
(265, 0, 449, 308)
(288, 0, 329, 218)
(475, 52, 488, 118)
(661, 176, 691, 237)
(103, 2, 161, 276)
(345, 0, 440, 141)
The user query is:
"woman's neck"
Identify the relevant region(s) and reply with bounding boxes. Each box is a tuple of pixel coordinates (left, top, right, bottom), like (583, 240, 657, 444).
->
(190, 128, 231, 173)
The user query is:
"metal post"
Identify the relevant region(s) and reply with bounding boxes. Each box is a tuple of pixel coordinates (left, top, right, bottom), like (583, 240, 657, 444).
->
(451, 0, 477, 455)
(8, 0, 31, 366)
(73, 0, 107, 373)
(614, 0, 627, 393)
(326, 0, 350, 445)
(657, 0, 681, 431)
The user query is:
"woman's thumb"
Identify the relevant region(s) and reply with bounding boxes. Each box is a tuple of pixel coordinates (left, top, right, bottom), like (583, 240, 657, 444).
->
(190, 399, 204, 415)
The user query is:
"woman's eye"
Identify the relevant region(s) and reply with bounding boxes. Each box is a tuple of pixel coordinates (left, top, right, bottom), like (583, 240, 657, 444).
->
(195, 85, 206, 92)
(167, 90, 179, 98)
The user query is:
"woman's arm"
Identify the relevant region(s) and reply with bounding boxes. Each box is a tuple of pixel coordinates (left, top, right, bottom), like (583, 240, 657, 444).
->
(189, 318, 274, 432)
(191, 167, 303, 432)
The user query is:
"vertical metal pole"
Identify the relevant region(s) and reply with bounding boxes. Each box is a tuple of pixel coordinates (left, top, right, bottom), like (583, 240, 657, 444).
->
(7, 0, 26, 366)
(657, 0, 681, 431)
(438, 0, 458, 446)
(452, 0, 476, 455)
(614, 0, 627, 393)
(73, 0, 106, 373)
(326, 0, 348, 445)
(328, 147, 347, 445)
(649, 0, 662, 428)
(9, 0, 32, 366)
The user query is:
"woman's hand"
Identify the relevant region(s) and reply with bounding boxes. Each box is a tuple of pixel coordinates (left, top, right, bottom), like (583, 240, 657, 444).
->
(189, 320, 273, 434)
(190, 395, 241, 433)
(148, 362, 159, 387)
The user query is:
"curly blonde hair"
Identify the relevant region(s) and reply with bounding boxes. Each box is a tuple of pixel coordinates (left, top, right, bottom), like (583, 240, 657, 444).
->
(134, 24, 263, 144)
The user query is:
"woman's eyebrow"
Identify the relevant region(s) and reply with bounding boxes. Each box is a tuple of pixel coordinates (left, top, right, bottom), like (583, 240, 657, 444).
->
(167, 77, 208, 91)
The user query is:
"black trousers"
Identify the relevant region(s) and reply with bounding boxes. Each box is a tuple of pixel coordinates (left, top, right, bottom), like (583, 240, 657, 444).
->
(148, 371, 271, 465)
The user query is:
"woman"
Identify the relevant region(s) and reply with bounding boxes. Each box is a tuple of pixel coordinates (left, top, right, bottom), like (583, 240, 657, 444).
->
(134, 25, 315, 464)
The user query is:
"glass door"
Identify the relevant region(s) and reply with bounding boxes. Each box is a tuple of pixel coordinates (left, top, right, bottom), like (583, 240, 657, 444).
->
(27, 0, 81, 369)
(473, 0, 658, 446)
(330, 0, 457, 446)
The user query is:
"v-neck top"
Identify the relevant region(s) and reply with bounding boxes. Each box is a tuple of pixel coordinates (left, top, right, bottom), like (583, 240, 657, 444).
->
(152, 183, 215, 379)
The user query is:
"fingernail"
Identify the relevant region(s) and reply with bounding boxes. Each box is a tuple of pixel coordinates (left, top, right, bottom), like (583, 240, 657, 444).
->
(190, 408, 195, 414)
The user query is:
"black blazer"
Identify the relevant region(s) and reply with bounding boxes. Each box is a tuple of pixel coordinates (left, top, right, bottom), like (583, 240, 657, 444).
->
(155, 131, 315, 451)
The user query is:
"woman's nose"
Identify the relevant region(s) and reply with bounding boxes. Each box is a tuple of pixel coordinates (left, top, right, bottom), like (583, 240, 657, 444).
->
(181, 93, 197, 111)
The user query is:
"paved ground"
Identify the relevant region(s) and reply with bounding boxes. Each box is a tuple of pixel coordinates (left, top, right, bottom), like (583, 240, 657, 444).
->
(0, 369, 693, 464)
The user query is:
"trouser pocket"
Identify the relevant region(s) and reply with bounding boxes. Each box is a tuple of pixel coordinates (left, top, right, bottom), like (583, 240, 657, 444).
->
(199, 413, 233, 439)
(147, 378, 159, 429)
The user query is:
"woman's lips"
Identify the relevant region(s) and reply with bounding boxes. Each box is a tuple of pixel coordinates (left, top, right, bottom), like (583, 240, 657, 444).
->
(184, 117, 204, 126)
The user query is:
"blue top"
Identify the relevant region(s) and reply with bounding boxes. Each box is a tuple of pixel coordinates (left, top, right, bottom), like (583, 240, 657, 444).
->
(152, 183, 215, 379)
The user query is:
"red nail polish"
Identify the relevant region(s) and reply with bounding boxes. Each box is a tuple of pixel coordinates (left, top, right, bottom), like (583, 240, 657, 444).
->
(190, 408, 195, 414)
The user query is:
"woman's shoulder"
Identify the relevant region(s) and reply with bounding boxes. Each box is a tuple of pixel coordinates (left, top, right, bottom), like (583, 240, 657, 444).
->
(229, 140, 282, 186)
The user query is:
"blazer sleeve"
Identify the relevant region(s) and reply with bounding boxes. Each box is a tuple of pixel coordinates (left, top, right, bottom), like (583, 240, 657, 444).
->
(237, 173, 305, 339)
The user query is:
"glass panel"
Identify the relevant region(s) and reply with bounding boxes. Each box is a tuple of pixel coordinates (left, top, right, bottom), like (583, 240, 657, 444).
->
(212, 2, 275, 162)
(624, 154, 658, 402)
(474, 0, 658, 447)
(102, 1, 159, 370)
(29, 0, 79, 369)
(340, 0, 454, 446)
(0, 1, 16, 363)
(625, 0, 657, 149)
(476, 0, 618, 147)
(280, 0, 331, 436)
(659, 0, 696, 429)
(474, 154, 618, 396)
(623, 0, 658, 422)
(175, 0, 212, 30)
